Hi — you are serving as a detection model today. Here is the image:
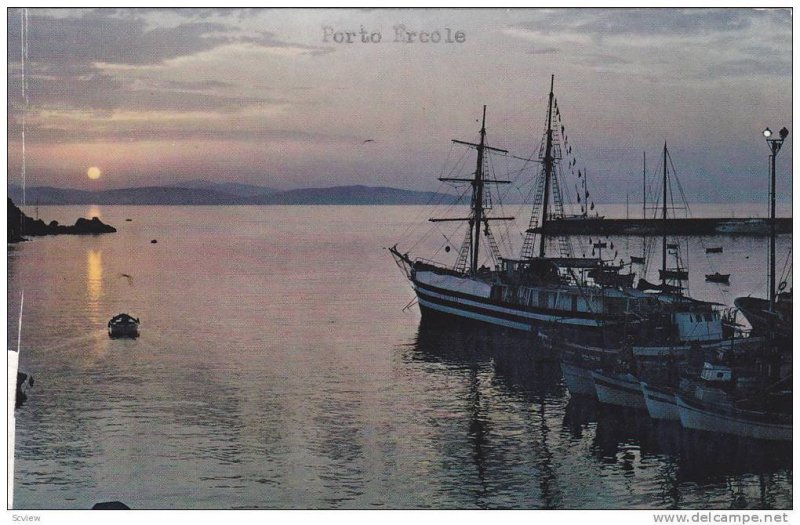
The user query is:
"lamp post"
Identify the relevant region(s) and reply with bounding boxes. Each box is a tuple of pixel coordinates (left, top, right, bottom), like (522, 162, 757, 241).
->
(763, 126, 789, 313)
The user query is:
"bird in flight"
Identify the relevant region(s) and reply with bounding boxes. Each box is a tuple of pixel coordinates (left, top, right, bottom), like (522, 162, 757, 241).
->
(362, 139, 375, 144)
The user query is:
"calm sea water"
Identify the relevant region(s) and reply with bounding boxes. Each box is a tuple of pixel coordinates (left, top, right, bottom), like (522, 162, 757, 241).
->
(8, 205, 792, 509)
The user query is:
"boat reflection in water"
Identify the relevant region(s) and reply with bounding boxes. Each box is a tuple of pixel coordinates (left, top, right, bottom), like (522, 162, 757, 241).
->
(402, 323, 791, 509)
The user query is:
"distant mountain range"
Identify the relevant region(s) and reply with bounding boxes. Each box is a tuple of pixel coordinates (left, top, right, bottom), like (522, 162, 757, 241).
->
(7, 182, 459, 206)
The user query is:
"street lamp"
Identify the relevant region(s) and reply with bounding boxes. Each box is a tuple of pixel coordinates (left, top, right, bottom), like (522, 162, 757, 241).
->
(764, 126, 789, 312)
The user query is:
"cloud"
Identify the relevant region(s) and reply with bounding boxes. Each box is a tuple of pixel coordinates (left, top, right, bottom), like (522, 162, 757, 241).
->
(504, 8, 790, 79)
(8, 9, 331, 66)
(7, 9, 332, 117)
(511, 8, 788, 39)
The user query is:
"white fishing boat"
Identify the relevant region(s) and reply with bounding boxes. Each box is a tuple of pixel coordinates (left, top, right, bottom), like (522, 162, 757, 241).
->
(591, 371, 646, 409)
(632, 335, 767, 361)
(640, 382, 679, 421)
(551, 337, 619, 397)
(676, 391, 791, 441)
(561, 361, 597, 396)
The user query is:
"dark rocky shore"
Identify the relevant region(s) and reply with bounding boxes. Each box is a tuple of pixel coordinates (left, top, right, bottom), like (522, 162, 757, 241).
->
(8, 198, 116, 243)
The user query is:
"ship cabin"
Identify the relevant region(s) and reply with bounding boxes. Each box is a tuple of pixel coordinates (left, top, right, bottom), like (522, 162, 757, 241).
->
(491, 257, 662, 318)
(649, 293, 724, 343)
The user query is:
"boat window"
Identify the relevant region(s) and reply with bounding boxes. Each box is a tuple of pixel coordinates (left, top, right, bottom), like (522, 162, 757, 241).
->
(717, 372, 724, 378)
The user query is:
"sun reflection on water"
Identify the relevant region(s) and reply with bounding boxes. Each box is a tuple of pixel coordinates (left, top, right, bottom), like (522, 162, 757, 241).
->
(87, 205, 102, 219)
(86, 249, 103, 313)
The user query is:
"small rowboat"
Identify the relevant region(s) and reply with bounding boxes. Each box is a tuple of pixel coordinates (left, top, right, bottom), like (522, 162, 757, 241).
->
(705, 272, 730, 284)
(108, 313, 140, 339)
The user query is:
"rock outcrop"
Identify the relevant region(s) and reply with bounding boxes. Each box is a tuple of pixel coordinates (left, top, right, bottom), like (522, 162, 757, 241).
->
(8, 198, 116, 242)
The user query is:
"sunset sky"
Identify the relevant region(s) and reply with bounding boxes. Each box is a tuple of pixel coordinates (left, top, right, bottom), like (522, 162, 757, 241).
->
(6, 8, 793, 202)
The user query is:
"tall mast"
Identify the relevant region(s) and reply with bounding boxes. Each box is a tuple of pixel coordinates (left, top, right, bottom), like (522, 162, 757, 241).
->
(471, 106, 488, 274)
(539, 74, 556, 258)
(661, 142, 668, 286)
(432, 108, 512, 275)
(642, 151, 646, 219)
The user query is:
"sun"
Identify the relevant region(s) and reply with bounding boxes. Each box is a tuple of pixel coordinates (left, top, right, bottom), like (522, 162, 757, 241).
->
(87, 166, 102, 180)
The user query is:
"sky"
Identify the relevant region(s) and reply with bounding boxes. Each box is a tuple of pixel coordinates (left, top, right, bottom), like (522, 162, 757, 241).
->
(6, 8, 793, 203)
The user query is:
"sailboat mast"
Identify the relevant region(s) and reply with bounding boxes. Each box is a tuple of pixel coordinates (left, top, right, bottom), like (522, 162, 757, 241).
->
(661, 142, 668, 285)
(471, 106, 488, 274)
(642, 151, 646, 219)
(539, 74, 556, 258)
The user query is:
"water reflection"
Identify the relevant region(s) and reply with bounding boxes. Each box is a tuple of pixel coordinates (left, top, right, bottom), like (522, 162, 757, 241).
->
(407, 325, 567, 508)
(85, 250, 103, 323)
(86, 205, 102, 219)
(405, 323, 791, 509)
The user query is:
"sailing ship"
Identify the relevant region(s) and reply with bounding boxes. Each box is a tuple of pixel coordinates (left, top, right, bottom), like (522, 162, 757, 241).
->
(391, 76, 663, 344)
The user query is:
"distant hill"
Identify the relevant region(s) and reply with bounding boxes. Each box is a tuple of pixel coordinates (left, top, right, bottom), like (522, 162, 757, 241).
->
(249, 185, 458, 205)
(174, 180, 277, 197)
(8, 184, 242, 205)
(7, 183, 458, 205)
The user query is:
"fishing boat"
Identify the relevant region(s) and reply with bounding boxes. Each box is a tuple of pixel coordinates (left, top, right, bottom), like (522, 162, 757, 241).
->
(592, 371, 646, 409)
(547, 335, 619, 396)
(705, 246, 723, 254)
(676, 364, 791, 441)
(108, 313, 140, 339)
(676, 392, 791, 441)
(390, 75, 660, 343)
(677, 128, 793, 441)
(640, 382, 680, 421)
(705, 272, 730, 284)
(735, 293, 791, 341)
(571, 144, 741, 408)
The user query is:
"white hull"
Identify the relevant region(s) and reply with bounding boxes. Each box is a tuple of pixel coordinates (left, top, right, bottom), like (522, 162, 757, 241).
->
(676, 395, 792, 442)
(592, 372, 646, 409)
(414, 279, 601, 331)
(640, 382, 680, 421)
(633, 336, 767, 360)
(560, 361, 596, 396)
